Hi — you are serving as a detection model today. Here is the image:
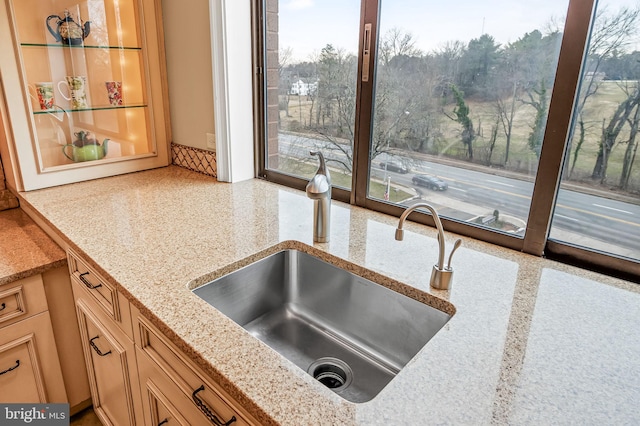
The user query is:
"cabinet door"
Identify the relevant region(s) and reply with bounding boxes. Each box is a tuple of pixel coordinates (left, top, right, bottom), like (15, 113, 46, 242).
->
(0, 312, 67, 403)
(76, 298, 139, 425)
(0, 0, 169, 191)
(137, 348, 191, 426)
(136, 347, 245, 426)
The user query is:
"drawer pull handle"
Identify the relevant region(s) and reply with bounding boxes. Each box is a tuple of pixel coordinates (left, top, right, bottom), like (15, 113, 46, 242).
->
(79, 272, 102, 289)
(0, 302, 5, 311)
(158, 419, 168, 426)
(89, 336, 112, 356)
(192, 385, 236, 426)
(0, 360, 20, 375)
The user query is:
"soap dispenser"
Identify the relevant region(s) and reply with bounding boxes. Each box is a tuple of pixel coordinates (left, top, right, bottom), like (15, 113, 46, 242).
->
(306, 151, 331, 242)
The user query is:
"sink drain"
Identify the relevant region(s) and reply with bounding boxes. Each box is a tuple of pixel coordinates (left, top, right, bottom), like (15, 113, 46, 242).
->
(308, 357, 353, 391)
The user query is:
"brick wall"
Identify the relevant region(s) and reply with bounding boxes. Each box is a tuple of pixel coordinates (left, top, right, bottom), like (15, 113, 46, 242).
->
(265, 0, 279, 169)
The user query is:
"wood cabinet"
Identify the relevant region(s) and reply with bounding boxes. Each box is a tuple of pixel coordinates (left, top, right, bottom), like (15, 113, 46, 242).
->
(135, 314, 258, 426)
(67, 248, 261, 425)
(75, 297, 140, 425)
(0, 0, 169, 191)
(69, 248, 142, 425)
(0, 274, 67, 403)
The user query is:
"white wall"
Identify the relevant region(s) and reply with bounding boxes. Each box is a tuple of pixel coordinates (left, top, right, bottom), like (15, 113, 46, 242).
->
(161, 0, 216, 151)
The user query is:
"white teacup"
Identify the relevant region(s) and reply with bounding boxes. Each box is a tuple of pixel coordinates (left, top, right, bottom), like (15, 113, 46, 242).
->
(58, 76, 88, 109)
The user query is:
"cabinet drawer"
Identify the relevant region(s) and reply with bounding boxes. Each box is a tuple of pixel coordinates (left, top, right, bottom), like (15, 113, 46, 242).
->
(0, 275, 48, 328)
(136, 316, 257, 426)
(68, 249, 120, 322)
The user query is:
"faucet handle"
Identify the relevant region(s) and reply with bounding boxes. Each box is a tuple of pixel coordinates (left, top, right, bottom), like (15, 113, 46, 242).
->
(430, 266, 453, 290)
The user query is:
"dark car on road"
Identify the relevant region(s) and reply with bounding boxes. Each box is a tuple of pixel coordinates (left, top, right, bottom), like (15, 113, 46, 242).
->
(412, 174, 448, 191)
(378, 161, 409, 174)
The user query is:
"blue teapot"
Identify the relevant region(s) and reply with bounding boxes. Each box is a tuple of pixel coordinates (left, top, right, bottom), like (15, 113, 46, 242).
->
(46, 10, 91, 46)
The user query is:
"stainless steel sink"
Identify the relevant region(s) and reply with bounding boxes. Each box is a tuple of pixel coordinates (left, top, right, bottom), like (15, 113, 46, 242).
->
(192, 249, 452, 403)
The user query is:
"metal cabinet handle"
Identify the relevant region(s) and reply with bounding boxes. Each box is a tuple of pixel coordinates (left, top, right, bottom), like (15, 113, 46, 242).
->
(0, 302, 5, 311)
(192, 385, 236, 426)
(158, 419, 168, 426)
(89, 336, 112, 356)
(79, 272, 102, 289)
(0, 360, 20, 376)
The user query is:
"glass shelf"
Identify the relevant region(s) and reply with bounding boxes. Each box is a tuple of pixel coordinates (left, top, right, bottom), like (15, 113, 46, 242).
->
(21, 42, 141, 50)
(33, 104, 147, 115)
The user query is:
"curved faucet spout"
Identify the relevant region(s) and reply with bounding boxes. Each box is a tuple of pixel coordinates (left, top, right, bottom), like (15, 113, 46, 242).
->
(395, 202, 459, 290)
(395, 202, 446, 270)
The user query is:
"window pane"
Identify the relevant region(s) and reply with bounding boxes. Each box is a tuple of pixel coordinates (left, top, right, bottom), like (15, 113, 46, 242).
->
(368, 1, 569, 235)
(264, 0, 360, 189)
(550, 0, 640, 260)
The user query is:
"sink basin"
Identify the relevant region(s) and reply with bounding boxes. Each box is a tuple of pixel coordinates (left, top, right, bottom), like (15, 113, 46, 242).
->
(191, 249, 452, 403)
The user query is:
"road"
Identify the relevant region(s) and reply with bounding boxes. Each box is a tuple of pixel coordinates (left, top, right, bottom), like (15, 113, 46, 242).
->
(276, 133, 640, 254)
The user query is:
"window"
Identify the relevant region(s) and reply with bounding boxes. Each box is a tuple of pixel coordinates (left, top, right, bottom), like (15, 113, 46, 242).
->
(255, 0, 640, 281)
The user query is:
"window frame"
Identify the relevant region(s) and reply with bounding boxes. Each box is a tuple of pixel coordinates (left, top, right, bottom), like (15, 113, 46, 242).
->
(252, 0, 640, 283)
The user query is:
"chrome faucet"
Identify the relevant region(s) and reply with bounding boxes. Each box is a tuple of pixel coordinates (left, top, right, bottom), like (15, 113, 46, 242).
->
(395, 202, 460, 290)
(306, 151, 331, 243)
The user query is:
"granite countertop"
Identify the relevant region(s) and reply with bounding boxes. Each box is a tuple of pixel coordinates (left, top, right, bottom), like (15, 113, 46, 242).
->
(17, 166, 640, 425)
(0, 208, 66, 285)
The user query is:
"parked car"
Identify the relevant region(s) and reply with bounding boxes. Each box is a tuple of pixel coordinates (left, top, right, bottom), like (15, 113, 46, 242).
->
(412, 174, 448, 191)
(378, 161, 409, 174)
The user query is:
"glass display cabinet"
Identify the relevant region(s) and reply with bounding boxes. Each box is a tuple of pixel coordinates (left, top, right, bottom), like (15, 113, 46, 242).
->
(0, 0, 169, 191)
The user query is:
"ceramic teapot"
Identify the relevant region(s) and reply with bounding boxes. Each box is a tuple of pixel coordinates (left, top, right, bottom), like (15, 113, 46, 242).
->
(63, 131, 109, 162)
(46, 10, 91, 45)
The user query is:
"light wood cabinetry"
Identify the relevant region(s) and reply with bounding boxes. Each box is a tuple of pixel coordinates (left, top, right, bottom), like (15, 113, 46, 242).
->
(135, 314, 258, 426)
(75, 297, 140, 425)
(68, 249, 260, 425)
(69, 248, 142, 425)
(0, 0, 169, 191)
(0, 274, 67, 403)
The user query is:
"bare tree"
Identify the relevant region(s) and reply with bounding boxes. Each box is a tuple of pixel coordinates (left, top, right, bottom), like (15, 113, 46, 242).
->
(494, 80, 519, 165)
(379, 27, 422, 66)
(278, 47, 294, 119)
(569, 4, 640, 177)
(592, 83, 640, 182)
(620, 102, 640, 189)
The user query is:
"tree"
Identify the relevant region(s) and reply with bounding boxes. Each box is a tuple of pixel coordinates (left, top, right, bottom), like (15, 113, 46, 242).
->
(379, 27, 422, 67)
(592, 83, 640, 182)
(371, 30, 436, 161)
(620, 102, 640, 189)
(486, 116, 501, 166)
(568, 5, 640, 177)
(433, 40, 465, 95)
(457, 34, 501, 99)
(445, 85, 475, 159)
(278, 47, 294, 120)
(521, 79, 548, 158)
(305, 44, 359, 172)
(495, 81, 518, 164)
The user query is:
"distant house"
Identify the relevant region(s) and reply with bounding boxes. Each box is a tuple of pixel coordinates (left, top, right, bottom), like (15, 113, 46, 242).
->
(289, 79, 318, 96)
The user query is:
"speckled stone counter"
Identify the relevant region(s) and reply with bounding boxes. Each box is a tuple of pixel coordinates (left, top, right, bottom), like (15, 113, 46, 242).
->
(17, 166, 640, 425)
(0, 208, 66, 285)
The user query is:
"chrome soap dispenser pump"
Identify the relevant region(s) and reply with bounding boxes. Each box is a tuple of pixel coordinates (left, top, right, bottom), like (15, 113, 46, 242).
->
(306, 151, 331, 243)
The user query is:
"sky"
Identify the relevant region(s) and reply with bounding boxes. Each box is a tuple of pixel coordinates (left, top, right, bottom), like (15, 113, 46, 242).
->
(279, 0, 639, 62)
